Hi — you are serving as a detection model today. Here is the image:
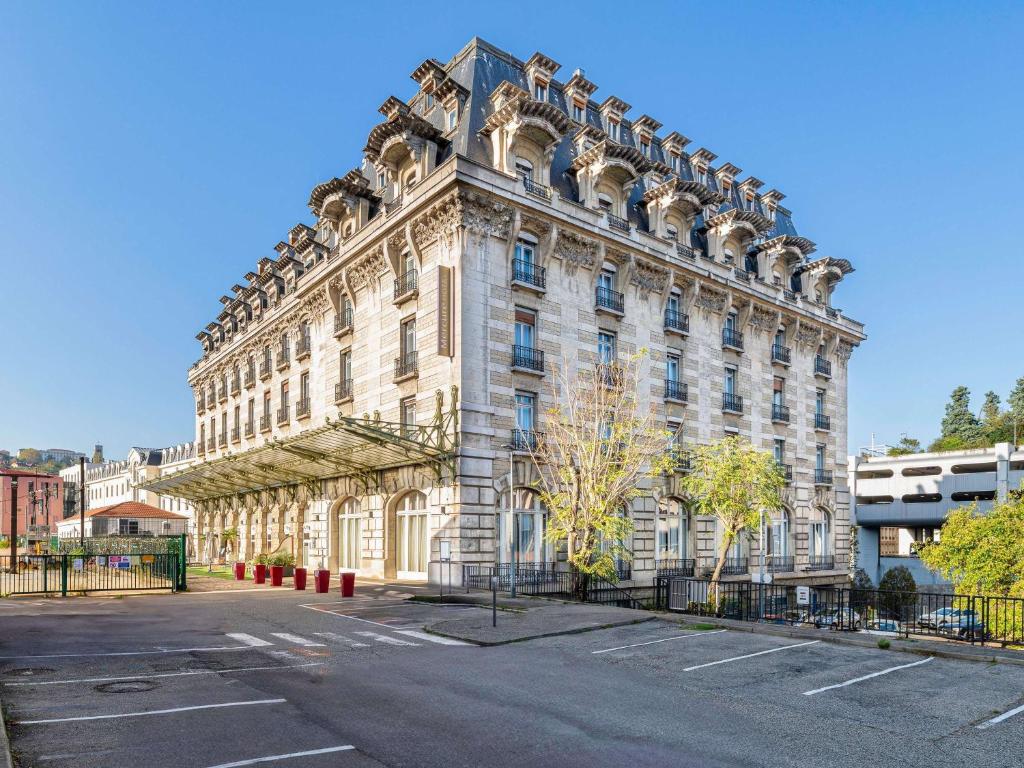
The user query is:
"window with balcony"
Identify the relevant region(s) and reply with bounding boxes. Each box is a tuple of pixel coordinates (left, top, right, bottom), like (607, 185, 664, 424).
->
(771, 329, 790, 365)
(246, 399, 255, 436)
(513, 391, 537, 451)
(664, 291, 688, 334)
(261, 392, 272, 432)
(808, 508, 833, 569)
(767, 509, 793, 571)
(722, 312, 743, 350)
(278, 381, 290, 425)
(598, 331, 616, 366)
(395, 251, 418, 301)
(297, 372, 311, 418)
(220, 412, 228, 447)
(512, 237, 545, 290)
(277, 333, 290, 370)
(772, 377, 789, 422)
(665, 354, 686, 402)
(515, 157, 533, 181)
(396, 318, 418, 380)
(232, 405, 241, 443)
(337, 349, 353, 402)
(723, 366, 743, 413)
(596, 268, 624, 314)
(401, 397, 417, 437)
(512, 308, 544, 373)
(815, 344, 832, 377)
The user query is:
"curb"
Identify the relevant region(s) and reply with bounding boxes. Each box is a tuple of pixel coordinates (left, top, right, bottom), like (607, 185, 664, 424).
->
(670, 616, 1024, 667)
(426, 616, 656, 647)
(0, 697, 13, 768)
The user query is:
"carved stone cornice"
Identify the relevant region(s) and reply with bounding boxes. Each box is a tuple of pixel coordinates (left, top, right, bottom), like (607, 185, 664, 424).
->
(795, 322, 823, 348)
(412, 190, 513, 250)
(748, 305, 780, 334)
(553, 229, 598, 271)
(630, 258, 669, 297)
(346, 246, 388, 292)
(694, 285, 727, 314)
(836, 339, 855, 364)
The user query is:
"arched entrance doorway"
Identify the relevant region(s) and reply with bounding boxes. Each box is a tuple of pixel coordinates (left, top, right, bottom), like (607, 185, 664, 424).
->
(329, 497, 362, 572)
(395, 491, 428, 580)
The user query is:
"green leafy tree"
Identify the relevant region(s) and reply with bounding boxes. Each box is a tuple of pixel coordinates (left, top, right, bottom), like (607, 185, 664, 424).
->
(886, 436, 921, 456)
(17, 448, 40, 465)
(680, 437, 784, 586)
(1009, 377, 1024, 421)
(529, 352, 675, 590)
(981, 391, 1002, 427)
(220, 527, 239, 561)
(878, 564, 918, 619)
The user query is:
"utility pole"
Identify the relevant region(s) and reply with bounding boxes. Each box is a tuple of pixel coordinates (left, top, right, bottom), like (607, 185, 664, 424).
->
(9, 477, 17, 567)
(79, 456, 85, 548)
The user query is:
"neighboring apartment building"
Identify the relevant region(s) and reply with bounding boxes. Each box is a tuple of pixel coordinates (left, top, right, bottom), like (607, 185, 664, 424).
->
(0, 469, 64, 539)
(146, 39, 864, 585)
(56, 501, 189, 539)
(849, 443, 1023, 588)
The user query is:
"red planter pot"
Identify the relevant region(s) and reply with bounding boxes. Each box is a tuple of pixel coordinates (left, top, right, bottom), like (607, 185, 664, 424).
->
(253, 563, 267, 584)
(233, 562, 246, 581)
(314, 570, 330, 593)
(270, 565, 284, 587)
(293, 567, 308, 591)
(340, 571, 355, 597)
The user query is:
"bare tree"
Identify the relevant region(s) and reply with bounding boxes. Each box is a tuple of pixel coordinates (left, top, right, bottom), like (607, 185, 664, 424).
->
(525, 351, 676, 595)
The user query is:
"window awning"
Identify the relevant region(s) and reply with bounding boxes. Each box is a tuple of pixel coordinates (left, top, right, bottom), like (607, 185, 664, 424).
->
(140, 414, 456, 503)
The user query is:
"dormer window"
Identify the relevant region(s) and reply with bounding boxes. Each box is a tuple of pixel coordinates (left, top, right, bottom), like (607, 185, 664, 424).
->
(597, 193, 613, 212)
(640, 140, 650, 158)
(608, 120, 619, 142)
(515, 158, 534, 181)
(670, 154, 679, 172)
(666, 225, 679, 242)
(534, 80, 547, 102)
(572, 102, 584, 122)
(376, 171, 386, 189)
(447, 108, 457, 130)
(425, 93, 434, 110)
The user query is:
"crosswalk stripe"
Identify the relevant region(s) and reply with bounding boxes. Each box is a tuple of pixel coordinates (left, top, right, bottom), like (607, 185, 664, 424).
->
(313, 632, 369, 648)
(395, 630, 470, 646)
(226, 633, 273, 647)
(270, 633, 325, 647)
(353, 631, 419, 646)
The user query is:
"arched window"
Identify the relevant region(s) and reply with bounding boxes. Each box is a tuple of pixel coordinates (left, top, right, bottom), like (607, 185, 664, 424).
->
(656, 498, 691, 563)
(336, 498, 361, 570)
(597, 192, 613, 212)
(767, 508, 793, 567)
(396, 491, 428, 577)
(499, 488, 549, 565)
(514, 157, 534, 181)
(809, 508, 832, 560)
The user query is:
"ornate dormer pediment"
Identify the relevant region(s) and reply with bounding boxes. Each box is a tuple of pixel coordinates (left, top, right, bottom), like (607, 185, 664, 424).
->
(689, 147, 717, 183)
(633, 114, 662, 136)
(308, 169, 379, 231)
(434, 76, 468, 113)
(481, 81, 572, 185)
(564, 70, 597, 117)
(642, 178, 725, 240)
(364, 98, 446, 165)
(569, 139, 648, 208)
(410, 58, 446, 91)
(524, 52, 560, 96)
(661, 131, 690, 157)
(705, 207, 774, 238)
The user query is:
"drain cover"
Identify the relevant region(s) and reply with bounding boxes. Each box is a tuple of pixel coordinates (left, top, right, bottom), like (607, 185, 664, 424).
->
(94, 680, 158, 694)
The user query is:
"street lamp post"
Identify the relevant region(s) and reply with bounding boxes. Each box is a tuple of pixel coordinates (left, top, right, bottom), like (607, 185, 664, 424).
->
(502, 442, 517, 598)
(758, 508, 766, 622)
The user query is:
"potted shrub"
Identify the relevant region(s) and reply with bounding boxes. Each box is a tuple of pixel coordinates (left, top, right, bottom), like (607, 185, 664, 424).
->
(271, 552, 296, 578)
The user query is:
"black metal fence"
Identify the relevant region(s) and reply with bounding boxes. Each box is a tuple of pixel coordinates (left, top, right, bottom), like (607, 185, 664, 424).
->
(659, 578, 1024, 647)
(1, 553, 180, 596)
(464, 564, 654, 609)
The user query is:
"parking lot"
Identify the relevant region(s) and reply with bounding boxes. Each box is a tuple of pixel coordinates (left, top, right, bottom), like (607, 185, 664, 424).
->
(1, 586, 1023, 767)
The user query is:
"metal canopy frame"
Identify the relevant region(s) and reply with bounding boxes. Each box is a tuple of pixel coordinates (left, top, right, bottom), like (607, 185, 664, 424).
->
(141, 390, 458, 503)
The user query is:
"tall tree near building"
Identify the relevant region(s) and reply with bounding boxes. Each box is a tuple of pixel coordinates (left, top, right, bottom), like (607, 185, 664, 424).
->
(929, 386, 983, 451)
(886, 435, 922, 456)
(680, 437, 784, 588)
(527, 352, 675, 590)
(981, 391, 1002, 427)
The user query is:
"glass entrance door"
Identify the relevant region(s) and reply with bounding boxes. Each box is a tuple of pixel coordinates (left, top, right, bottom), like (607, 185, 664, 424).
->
(396, 492, 428, 579)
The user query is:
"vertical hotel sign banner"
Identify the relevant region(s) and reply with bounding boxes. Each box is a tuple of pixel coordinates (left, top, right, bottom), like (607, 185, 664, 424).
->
(438, 265, 453, 357)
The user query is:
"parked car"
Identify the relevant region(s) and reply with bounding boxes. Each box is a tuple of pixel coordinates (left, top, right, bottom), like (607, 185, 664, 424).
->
(865, 618, 902, 636)
(937, 610, 989, 641)
(917, 606, 956, 629)
(812, 608, 863, 630)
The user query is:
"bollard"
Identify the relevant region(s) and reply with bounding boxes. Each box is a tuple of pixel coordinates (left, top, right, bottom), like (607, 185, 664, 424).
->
(314, 569, 330, 593)
(233, 562, 246, 581)
(293, 567, 307, 591)
(340, 571, 355, 597)
(254, 563, 267, 584)
(270, 565, 284, 587)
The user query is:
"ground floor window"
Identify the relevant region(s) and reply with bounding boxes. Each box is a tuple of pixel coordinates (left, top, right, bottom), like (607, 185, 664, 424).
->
(809, 509, 832, 558)
(656, 498, 689, 562)
(335, 498, 362, 570)
(499, 488, 549, 565)
(396, 491, 428, 577)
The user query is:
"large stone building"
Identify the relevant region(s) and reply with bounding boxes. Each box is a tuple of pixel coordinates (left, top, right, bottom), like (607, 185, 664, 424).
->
(146, 38, 865, 585)
(850, 443, 1022, 588)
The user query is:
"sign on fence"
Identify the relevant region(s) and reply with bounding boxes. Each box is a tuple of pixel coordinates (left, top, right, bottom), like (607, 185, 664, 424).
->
(796, 586, 810, 605)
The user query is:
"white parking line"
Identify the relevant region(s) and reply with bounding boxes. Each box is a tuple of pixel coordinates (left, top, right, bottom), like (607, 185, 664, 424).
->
(353, 631, 419, 646)
(802, 656, 933, 696)
(0, 644, 255, 661)
(270, 633, 325, 647)
(203, 746, 356, 768)
(4, 663, 323, 687)
(977, 701, 1024, 730)
(313, 632, 370, 648)
(683, 640, 821, 672)
(299, 604, 401, 629)
(592, 629, 727, 654)
(395, 630, 471, 646)
(226, 633, 274, 647)
(17, 698, 286, 725)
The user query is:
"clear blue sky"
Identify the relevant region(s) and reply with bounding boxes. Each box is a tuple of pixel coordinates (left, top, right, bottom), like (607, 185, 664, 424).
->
(2, 1, 1021, 459)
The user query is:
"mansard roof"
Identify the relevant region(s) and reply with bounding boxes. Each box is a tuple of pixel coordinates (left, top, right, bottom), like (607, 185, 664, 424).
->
(641, 177, 725, 209)
(705, 207, 775, 236)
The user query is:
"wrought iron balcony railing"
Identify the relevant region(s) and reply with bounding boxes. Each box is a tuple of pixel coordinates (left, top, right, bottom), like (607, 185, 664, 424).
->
(259, 415, 272, 433)
(276, 405, 290, 425)
(296, 397, 311, 419)
(394, 270, 418, 300)
(720, 557, 749, 576)
(670, 448, 691, 472)
(815, 356, 832, 377)
(218, 433, 227, 448)
(295, 334, 311, 360)
(206, 437, 216, 451)
(665, 380, 687, 402)
(511, 429, 540, 452)
(777, 463, 793, 483)
(722, 392, 744, 413)
(806, 555, 835, 571)
(197, 441, 206, 455)
(230, 377, 241, 396)
(394, 351, 418, 380)
(656, 558, 696, 578)
(722, 327, 744, 350)
(814, 469, 834, 486)
(259, 358, 272, 380)
(815, 413, 831, 431)
(766, 555, 795, 573)
(512, 345, 545, 373)
(522, 176, 550, 199)
(335, 379, 353, 403)
(196, 400, 204, 415)
(276, 347, 290, 371)
(244, 367, 255, 389)
(675, 243, 697, 261)
(771, 403, 790, 423)
(664, 308, 689, 334)
(733, 267, 751, 282)
(334, 308, 353, 335)
(244, 421, 254, 438)
(783, 288, 798, 302)
(595, 286, 624, 314)
(230, 427, 240, 443)
(771, 344, 791, 364)
(512, 259, 546, 290)
(607, 213, 629, 232)
(218, 387, 228, 403)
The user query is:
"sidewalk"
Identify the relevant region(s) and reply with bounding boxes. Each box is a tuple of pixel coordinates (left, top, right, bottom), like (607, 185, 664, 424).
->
(422, 592, 656, 645)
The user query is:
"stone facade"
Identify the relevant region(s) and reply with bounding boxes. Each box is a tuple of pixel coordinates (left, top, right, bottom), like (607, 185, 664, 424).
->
(176, 38, 865, 586)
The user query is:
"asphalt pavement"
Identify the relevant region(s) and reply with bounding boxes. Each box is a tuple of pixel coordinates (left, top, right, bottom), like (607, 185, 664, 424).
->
(1, 584, 1023, 768)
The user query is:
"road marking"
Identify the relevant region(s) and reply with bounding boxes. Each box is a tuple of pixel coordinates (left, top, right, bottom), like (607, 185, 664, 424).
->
(395, 630, 471, 646)
(226, 633, 274, 647)
(202, 746, 356, 768)
(312, 632, 369, 648)
(353, 631, 419, 646)
(683, 640, 821, 672)
(17, 698, 286, 725)
(592, 629, 728, 654)
(270, 632, 325, 647)
(0, 644, 256, 661)
(977, 701, 1024, 730)
(300, 604, 406, 629)
(4, 663, 323, 687)
(802, 656, 934, 696)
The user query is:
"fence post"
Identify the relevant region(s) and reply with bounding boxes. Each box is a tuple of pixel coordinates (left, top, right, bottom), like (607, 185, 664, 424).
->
(60, 554, 68, 598)
(43, 555, 48, 594)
